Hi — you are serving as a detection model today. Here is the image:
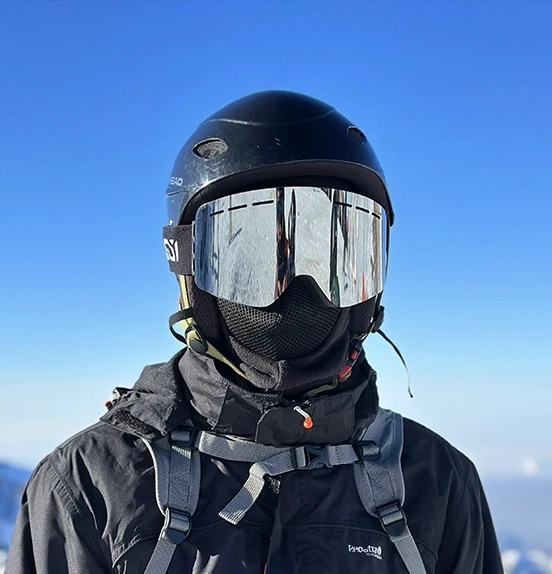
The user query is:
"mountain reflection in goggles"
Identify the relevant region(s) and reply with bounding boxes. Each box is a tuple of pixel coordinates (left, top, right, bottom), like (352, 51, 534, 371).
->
(193, 186, 387, 308)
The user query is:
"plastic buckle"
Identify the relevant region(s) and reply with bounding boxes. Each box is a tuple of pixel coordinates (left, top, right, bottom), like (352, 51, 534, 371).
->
(354, 440, 381, 462)
(169, 428, 197, 449)
(184, 326, 209, 355)
(376, 501, 407, 537)
(161, 508, 192, 545)
(292, 445, 332, 470)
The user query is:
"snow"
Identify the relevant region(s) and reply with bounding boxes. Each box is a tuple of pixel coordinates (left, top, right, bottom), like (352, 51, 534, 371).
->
(503, 549, 552, 573)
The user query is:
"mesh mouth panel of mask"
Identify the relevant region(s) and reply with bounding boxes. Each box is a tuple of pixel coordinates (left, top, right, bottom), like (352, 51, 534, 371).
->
(217, 278, 342, 361)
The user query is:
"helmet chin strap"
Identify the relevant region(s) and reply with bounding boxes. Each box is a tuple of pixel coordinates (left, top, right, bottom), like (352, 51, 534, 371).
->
(170, 275, 248, 380)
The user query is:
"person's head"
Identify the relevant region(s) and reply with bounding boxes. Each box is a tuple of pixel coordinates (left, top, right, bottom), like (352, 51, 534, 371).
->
(163, 90, 393, 395)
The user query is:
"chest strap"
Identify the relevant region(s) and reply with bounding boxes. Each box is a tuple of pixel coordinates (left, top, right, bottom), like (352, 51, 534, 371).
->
(142, 409, 427, 574)
(198, 434, 360, 525)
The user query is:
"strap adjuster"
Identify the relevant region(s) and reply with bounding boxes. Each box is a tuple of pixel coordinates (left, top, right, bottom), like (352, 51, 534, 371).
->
(292, 445, 332, 470)
(161, 508, 191, 544)
(354, 440, 381, 462)
(376, 501, 407, 537)
(169, 428, 197, 448)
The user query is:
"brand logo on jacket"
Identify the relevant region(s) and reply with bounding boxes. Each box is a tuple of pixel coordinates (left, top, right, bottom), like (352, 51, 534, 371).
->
(348, 544, 383, 560)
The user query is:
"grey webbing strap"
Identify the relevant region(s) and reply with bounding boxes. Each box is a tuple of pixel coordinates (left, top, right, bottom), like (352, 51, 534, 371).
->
(353, 409, 427, 574)
(198, 431, 360, 467)
(197, 432, 286, 462)
(143, 429, 201, 574)
(217, 441, 359, 525)
(219, 449, 300, 524)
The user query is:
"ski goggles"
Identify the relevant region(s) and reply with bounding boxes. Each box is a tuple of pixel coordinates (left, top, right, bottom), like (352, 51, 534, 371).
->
(163, 186, 388, 308)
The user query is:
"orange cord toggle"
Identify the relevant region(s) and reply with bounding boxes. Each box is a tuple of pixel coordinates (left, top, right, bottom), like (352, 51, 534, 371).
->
(294, 406, 313, 429)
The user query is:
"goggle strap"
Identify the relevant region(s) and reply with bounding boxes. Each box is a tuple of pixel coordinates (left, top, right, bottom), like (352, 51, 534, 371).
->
(163, 225, 193, 275)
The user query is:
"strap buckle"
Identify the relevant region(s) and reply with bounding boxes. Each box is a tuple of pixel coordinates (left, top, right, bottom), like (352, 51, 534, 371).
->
(292, 445, 332, 470)
(169, 428, 197, 449)
(161, 508, 192, 544)
(354, 440, 381, 462)
(376, 501, 407, 537)
(184, 326, 209, 355)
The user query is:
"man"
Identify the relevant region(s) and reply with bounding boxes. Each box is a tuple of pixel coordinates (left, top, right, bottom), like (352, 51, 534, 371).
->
(6, 90, 503, 573)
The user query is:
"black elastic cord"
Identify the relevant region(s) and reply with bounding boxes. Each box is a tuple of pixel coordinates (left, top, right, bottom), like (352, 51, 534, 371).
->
(377, 329, 414, 398)
(168, 309, 195, 344)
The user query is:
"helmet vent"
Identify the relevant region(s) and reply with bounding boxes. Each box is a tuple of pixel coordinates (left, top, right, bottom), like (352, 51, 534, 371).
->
(347, 126, 367, 145)
(193, 138, 228, 159)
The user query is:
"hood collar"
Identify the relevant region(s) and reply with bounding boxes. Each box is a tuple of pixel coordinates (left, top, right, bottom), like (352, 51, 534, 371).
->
(100, 350, 192, 441)
(101, 349, 379, 446)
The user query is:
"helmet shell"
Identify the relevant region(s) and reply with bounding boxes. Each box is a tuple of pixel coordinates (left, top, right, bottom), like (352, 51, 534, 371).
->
(167, 90, 393, 226)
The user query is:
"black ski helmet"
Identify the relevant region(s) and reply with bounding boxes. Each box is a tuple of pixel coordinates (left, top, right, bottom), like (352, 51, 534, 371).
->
(166, 90, 393, 227)
(164, 90, 392, 372)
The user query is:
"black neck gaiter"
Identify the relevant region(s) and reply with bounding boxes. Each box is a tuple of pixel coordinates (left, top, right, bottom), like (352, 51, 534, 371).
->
(217, 279, 352, 395)
(178, 348, 380, 446)
(183, 275, 377, 396)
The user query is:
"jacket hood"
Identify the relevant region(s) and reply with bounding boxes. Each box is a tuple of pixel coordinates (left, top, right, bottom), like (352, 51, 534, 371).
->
(100, 349, 192, 441)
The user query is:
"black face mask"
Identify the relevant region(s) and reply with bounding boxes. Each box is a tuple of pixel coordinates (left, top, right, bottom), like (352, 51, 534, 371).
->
(182, 275, 377, 395)
(217, 278, 341, 362)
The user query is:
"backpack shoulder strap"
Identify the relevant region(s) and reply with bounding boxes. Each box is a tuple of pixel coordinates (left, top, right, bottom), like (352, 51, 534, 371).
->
(354, 408, 427, 574)
(140, 413, 426, 574)
(141, 429, 200, 574)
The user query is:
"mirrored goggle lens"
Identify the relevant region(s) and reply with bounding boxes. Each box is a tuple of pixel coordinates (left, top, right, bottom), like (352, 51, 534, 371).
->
(193, 186, 387, 308)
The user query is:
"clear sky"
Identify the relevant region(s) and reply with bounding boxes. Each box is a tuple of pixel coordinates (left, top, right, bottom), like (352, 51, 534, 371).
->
(0, 1, 550, 479)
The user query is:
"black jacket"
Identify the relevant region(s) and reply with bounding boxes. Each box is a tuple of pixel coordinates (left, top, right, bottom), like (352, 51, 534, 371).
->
(6, 350, 503, 573)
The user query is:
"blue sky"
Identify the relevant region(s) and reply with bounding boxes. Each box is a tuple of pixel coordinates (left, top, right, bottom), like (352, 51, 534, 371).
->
(0, 1, 550, 478)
